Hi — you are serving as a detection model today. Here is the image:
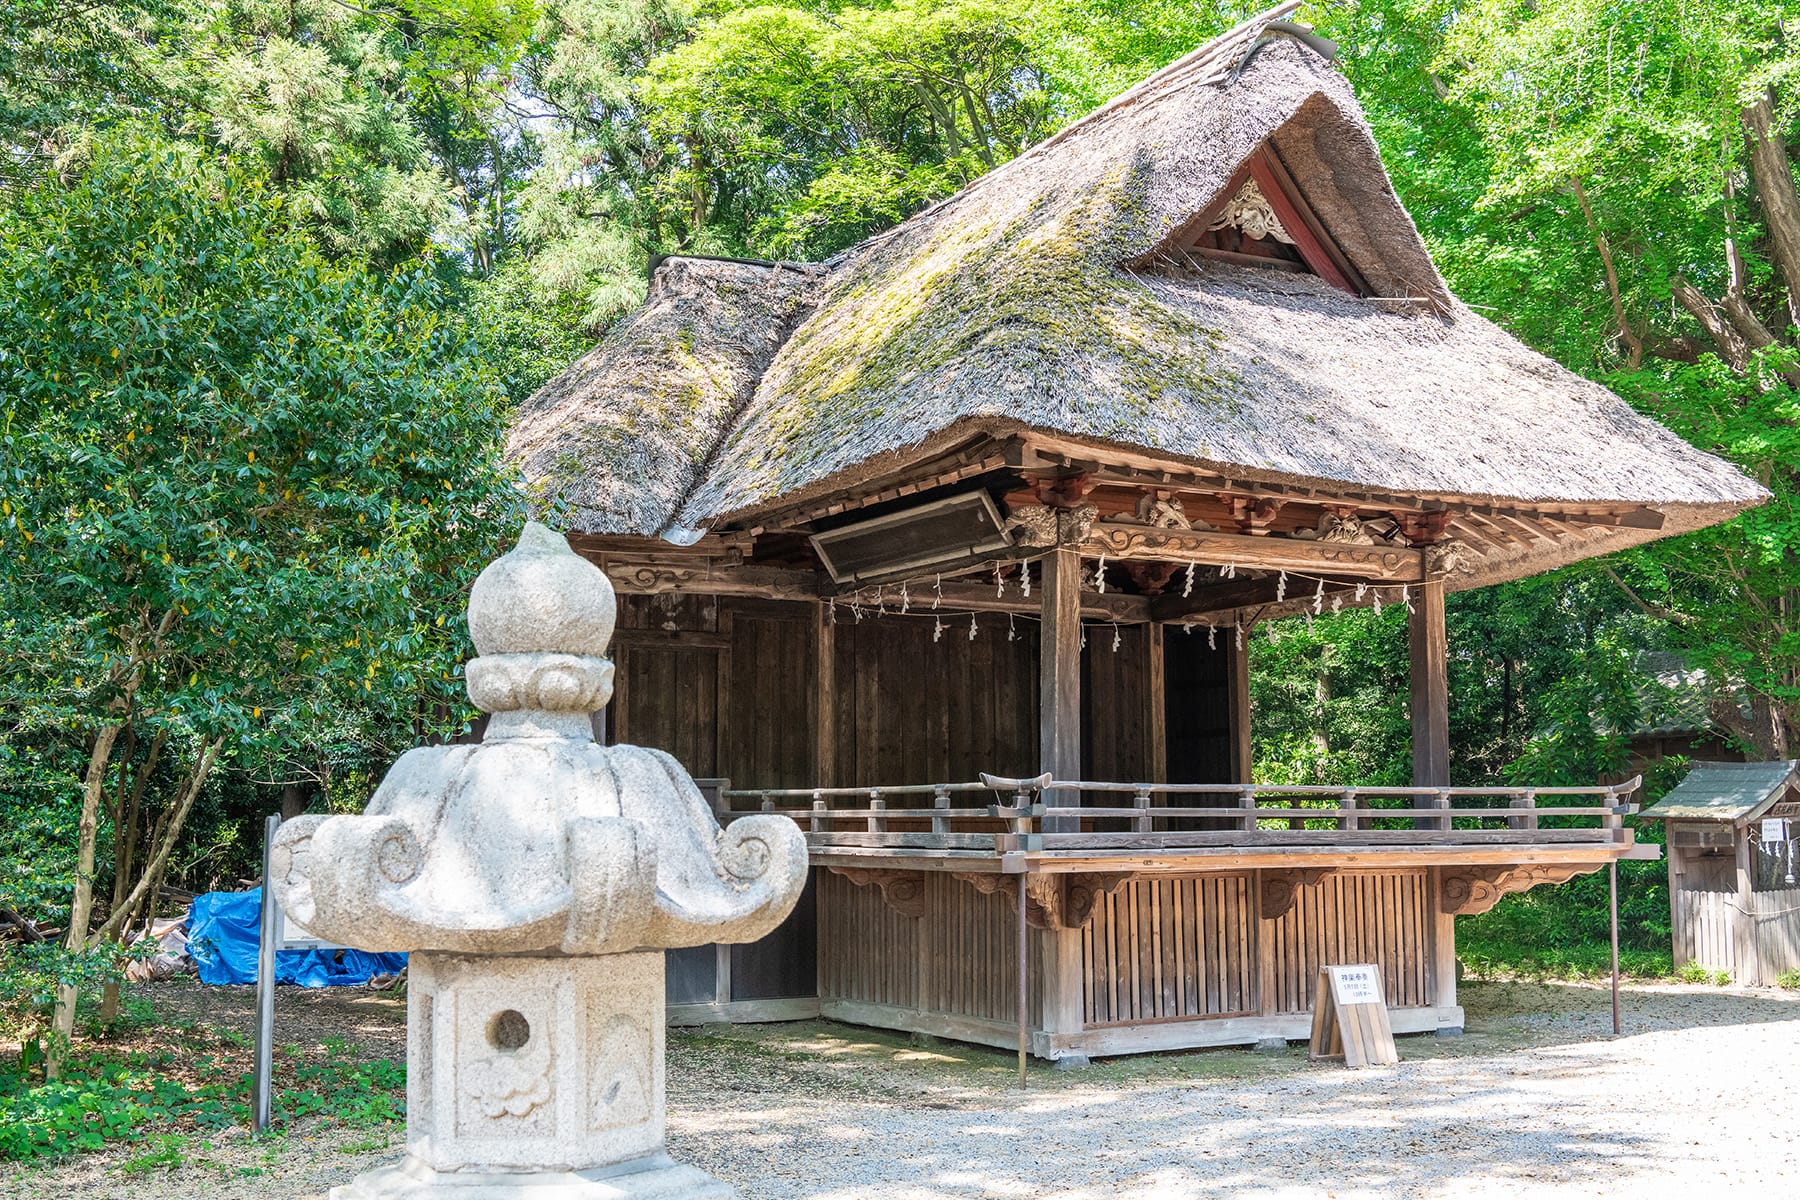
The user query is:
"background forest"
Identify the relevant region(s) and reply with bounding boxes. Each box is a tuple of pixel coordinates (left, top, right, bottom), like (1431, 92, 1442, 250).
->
(2, 0, 1799, 1025)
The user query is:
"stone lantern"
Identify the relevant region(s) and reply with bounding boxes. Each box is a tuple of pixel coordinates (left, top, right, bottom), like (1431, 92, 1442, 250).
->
(270, 523, 809, 1198)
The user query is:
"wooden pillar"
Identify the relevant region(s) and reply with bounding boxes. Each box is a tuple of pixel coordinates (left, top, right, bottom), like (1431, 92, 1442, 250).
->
(1147, 622, 1167, 784)
(1228, 624, 1253, 784)
(1408, 579, 1450, 788)
(1037, 548, 1086, 1060)
(1039, 547, 1082, 785)
(1736, 831, 1761, 984)
(815, 600, 835, 787)
(1667, 841, 1687, 971)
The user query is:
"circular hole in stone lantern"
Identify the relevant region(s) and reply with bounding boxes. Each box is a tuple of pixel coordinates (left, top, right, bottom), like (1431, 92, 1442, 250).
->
(487, 1009, 531, 1052)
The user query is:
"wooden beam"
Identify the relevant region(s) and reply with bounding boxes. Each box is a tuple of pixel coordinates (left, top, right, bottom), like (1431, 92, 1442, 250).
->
(1151, 578, 1360, 623)
(802, 844, 1637, 873)
(1013, 436, 1671, 531)
(601, 562, 822, 598)
(1085, 522, 1424, 582)
(1245, 150, 1359, 295)
(1257, 143, 1372, 297)
(1037, 548, 1087, 1060)
(1409, 579, 1450, 789)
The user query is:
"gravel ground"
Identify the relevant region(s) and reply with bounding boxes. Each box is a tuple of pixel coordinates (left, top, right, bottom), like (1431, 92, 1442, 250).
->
(7, 979, 1796, 1199)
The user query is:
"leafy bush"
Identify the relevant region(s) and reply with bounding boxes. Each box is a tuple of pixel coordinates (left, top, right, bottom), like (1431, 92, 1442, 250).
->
(0, 941, 158, 1073)
(0, 1031, 406, 1162)
(0, 1047, 243, 1161)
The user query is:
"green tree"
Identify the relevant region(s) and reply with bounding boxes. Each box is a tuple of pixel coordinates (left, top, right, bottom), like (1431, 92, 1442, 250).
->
(1389, 0, 1800, 756)
(0, 130, 520, 1076)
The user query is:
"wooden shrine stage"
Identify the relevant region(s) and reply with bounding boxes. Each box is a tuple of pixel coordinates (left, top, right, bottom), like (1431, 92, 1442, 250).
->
(705, 778, 1650, 1060)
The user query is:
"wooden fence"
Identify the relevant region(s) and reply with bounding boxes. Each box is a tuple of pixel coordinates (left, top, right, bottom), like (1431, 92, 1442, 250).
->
(1676, 887, 1800, 984)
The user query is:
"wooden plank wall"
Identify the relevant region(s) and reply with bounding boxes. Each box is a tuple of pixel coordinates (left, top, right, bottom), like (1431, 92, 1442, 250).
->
(614, 596, 820, 1007)
(830, 611, 1039, 785)
(1264, 871, 1431, 1014)
(817, 870, 1043, 1025)
(1078, 870, 1431, 1028)
(1083, 623, 1151, 783)
(612, 595, 816, 790)
(1081, 875, 1254, 1025)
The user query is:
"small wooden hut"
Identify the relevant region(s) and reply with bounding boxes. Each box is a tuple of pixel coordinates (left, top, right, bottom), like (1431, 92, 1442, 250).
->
(1642, 761, 1800, 985)
(507, 4, 1765, 1060)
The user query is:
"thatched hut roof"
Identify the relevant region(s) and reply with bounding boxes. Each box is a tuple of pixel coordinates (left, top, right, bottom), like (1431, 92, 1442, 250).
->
(509, 4, 1763, 552)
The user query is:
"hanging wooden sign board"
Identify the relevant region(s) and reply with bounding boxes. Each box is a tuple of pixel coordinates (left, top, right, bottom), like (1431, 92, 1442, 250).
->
(1308, 963, 1399, 1068)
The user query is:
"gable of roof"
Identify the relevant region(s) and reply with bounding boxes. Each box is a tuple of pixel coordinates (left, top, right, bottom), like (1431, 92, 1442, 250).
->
(509, 5, 1765, 550)
(1640, 760, 1800, 825)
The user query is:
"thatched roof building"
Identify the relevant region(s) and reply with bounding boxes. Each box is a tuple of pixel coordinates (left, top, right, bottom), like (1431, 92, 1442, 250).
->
(512, 3, 1762, 597)
(503, 4, 1751, 1065)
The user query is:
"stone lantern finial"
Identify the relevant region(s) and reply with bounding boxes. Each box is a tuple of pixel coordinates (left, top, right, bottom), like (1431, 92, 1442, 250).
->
(270, 523, 808, 1199)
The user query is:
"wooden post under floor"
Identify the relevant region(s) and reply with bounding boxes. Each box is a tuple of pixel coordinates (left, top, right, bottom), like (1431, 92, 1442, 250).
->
(1431, 867, 1459, 1028)
(1408, 578, 1450, 788)
(1037, 547, 1086, 1060)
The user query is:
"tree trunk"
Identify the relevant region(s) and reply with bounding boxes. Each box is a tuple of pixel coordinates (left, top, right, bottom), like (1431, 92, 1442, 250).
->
(1672, 275, 1752, 370)
(1743, 92, 1800, 333)
(1572, 177, 1644, 367)
(281, 781, 311, 820)
(48, 723, 124, 1080)
(97, 738, 223, 943)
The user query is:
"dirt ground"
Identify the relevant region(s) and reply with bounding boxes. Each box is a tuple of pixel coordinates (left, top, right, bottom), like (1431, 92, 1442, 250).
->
(6, 977, 1798, 1198)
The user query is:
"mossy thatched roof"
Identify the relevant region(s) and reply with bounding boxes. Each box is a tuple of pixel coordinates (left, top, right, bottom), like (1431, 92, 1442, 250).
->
(508, 5, 1764, 544)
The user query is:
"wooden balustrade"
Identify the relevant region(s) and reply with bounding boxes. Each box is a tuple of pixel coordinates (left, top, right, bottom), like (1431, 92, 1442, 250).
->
(716, 776, 1644, 859)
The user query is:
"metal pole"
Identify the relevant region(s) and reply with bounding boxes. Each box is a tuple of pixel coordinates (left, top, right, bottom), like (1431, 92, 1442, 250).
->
(1608, 860, 1621, 1036)
(1016, 871, 1028, 1090)
(253, 813, 279, 1133)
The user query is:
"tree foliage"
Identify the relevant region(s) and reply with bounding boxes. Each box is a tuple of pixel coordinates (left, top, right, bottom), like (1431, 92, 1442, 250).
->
(0, 131, 520, 1072)
(3, 0, 1800, 1025)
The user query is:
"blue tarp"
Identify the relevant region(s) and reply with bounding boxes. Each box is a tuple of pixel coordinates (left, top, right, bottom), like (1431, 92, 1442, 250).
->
(187, 888, 406, 988)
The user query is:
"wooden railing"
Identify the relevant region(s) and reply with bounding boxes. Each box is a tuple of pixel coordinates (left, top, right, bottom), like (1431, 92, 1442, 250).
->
(716, 776, 1642, 856)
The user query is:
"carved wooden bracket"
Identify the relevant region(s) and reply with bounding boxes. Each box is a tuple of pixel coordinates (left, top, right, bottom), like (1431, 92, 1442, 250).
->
(1259, 868, 1332, 919)
(952, 871, 1130, 930)
(1032, 471, 1097, 509)
(1063, 873, 1133, 928)
(1391, 510, 1452, 545)
(1006, 503, 1099, 549)
(829, 867, 927, 918)
(1122, 562, 1180, 594)
(1223, 495, 1284, 535)
(1440, 864, 1591, 915)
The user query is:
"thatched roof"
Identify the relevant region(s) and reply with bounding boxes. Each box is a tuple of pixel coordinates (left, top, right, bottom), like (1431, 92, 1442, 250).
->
(509, 257, 823, 535)
(509, 4, 1764, 545)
